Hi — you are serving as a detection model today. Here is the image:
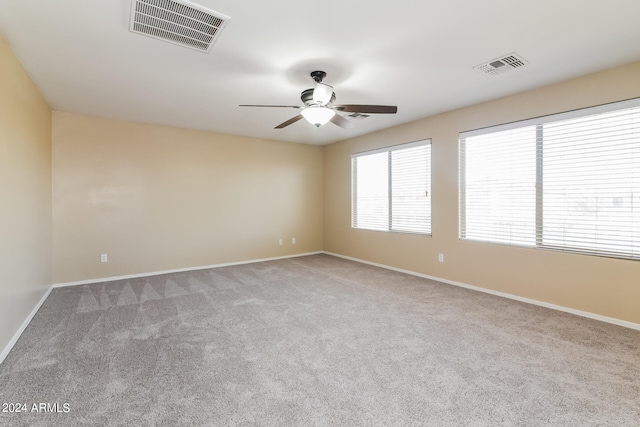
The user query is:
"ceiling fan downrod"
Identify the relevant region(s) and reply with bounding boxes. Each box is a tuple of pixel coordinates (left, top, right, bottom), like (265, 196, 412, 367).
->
(310, 70, 326, 83)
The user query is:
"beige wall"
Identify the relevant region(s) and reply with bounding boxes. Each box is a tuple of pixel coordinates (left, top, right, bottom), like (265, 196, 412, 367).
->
(52, 113, 323, 283)
(0, 35, 52, 352)
(323, 61, 640, 325)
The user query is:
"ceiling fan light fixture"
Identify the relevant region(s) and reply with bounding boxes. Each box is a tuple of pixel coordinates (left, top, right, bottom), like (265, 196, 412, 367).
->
(312, 83, 334, 105)
(301, 106, 335, 127)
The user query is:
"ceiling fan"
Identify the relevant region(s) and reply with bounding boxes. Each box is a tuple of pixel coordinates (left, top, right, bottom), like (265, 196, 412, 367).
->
(240, 71, 397, 129)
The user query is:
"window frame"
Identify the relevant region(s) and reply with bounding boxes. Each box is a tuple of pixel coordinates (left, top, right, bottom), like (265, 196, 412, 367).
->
(459, 97, 640, 261)
(351, 139, 432, 236)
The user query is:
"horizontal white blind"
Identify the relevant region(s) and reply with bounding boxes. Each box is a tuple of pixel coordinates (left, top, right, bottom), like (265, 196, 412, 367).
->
(352, 151, 389, 231)
(460, 98, 640, 260)
(352, 140, 431, 235)
(541, 107, 640, 258)
(460, 126, 537, 245)
(392, 145, 431, 234)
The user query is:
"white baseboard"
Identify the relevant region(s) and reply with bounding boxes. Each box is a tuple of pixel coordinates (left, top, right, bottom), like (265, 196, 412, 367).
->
(0, 285, 53, 365)
(52, 251, 324, 288)
(323, 251, 640, 331)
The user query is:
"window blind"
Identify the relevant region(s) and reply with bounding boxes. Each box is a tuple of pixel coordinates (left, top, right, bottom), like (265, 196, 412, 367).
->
(460, 98, 640, 260)
(541, 107, 640, 258)
(352, 140, 431, 235)
(460, 126, 537, 245)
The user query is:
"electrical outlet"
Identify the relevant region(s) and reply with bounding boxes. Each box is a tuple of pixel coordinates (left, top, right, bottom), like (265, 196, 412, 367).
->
(438, 253, 444, 263)
(101, 254, 108, 263)
(292, 237, 296, 244)
(278, 239, 283, 245)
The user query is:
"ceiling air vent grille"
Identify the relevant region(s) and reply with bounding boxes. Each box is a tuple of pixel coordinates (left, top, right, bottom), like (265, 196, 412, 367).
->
(129, 0, 230, 52)
(474, 52, 528, 76)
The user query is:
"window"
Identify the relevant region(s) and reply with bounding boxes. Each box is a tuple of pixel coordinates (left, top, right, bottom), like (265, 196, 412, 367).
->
(352, 140, 431, 235)
(460, 98, 640, 260)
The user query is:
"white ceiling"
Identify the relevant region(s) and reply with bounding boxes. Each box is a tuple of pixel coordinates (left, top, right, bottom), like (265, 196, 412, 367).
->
(1, 0, 640, 145)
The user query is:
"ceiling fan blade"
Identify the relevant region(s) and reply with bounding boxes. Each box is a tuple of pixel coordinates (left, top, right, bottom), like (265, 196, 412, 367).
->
(333, 104, 398, 114)
(330, 114, 354, 129)
(274, 114, 304, 129)
(239, 104, 301, 108)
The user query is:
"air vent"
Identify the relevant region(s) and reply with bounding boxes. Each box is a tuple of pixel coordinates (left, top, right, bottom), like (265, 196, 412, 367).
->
(129, 0, 230, 52)
(474, 52, 528, 76)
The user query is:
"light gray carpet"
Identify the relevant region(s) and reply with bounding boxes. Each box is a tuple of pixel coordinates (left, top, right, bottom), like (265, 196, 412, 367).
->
(1, 254, 639, 426)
